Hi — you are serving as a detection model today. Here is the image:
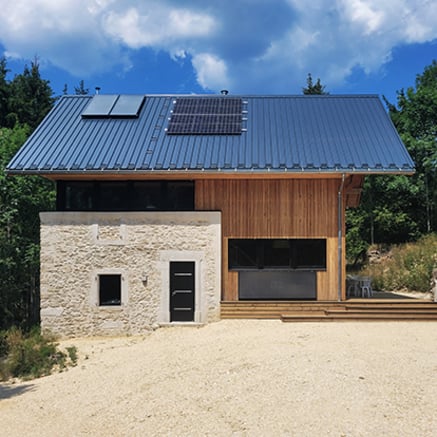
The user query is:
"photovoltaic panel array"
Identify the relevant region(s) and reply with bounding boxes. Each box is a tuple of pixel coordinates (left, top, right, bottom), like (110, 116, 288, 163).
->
(167, 97, 243, 135)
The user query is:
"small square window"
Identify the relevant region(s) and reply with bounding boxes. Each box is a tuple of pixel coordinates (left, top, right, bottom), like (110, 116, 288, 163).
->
(99, 274, 121, 306)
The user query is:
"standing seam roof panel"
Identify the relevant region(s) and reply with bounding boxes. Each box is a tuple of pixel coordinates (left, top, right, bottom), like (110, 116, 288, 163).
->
(6, 94, 415, 175)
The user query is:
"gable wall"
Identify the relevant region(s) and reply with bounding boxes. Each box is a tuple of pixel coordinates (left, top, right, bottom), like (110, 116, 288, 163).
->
(195, 179, 344, 301)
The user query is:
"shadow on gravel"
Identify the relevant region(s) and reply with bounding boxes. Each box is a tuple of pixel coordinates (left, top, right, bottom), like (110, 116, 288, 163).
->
(0, 383, 35, 400)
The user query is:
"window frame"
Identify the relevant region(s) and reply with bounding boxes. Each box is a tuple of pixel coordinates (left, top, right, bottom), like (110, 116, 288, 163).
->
(90, 269, 128, 308)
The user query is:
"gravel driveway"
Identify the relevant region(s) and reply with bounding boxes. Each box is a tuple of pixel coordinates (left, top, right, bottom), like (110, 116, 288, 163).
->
(1, 320, 436, 436)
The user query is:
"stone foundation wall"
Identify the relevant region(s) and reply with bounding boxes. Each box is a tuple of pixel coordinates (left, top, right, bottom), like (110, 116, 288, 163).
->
(40, 212, 221, 337)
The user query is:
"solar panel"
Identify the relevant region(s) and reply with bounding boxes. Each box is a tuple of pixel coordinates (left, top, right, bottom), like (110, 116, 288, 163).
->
(82, 95, 145, 118)
(167, 97, 242, 135)
(82, 95, 118, 117)
(110, 95, 145, 117)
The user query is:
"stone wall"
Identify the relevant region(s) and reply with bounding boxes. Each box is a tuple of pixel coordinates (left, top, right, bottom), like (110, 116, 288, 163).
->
(40, 212, 221, 337)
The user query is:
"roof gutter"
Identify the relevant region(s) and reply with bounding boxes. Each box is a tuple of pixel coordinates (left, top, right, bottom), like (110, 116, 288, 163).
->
(338, 173, 346, 302)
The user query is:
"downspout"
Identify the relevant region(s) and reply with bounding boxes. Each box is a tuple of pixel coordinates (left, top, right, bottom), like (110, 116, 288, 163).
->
(337, 174, 346, 302)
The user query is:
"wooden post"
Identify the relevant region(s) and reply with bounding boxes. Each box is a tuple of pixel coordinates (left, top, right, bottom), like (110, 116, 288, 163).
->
(432, 268, 437, 303)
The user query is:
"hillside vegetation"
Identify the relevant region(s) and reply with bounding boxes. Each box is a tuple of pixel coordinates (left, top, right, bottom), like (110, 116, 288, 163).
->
(360, 233, 437, 293)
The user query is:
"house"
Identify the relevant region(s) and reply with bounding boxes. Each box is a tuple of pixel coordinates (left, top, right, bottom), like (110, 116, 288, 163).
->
(7, 94, 415, 336)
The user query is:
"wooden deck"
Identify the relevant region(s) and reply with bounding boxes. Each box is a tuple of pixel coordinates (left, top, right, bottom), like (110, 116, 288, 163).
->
(221, 299, 437, 321)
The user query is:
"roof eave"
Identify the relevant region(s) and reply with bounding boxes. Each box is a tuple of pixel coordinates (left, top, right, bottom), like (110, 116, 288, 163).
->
(5, 168, 416, 178)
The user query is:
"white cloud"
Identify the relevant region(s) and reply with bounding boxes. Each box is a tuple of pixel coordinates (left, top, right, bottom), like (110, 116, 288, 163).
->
(103, 5, 216, 48)
(192, 53, 229, 91)
(341, 0, 385, 35)
(0, 0, 125, 76)
(0, 0, 436, 91)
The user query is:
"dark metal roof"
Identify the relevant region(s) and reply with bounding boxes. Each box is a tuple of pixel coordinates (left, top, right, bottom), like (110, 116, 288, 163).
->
(6, 94, 415, 176)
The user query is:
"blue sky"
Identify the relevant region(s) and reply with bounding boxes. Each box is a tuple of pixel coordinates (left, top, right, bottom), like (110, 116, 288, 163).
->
(1, 0, 436, 105)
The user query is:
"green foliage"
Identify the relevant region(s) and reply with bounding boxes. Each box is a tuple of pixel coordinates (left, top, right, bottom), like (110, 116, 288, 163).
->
(7, 57, 54, 131)
(302, 73, 329, 95)
(361, 233, 437, 292)
(346, 208, 369, 266)
(0, 126, 55, 329)
(385, 60, 437, 233)
(0, 327, 77, 381)
(74, 79, 89, 95)
(0, 58, 10, 127)
(66, 346, 78, 366)
(347, 61, 437, 258)
(0, 57, 56, 329)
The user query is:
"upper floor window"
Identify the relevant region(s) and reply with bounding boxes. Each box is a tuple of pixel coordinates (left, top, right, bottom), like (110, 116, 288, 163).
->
(57, 181, 194, 211)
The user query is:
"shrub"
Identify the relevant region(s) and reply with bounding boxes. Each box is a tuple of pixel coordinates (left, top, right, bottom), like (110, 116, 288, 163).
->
(362, 233, 437, 292)
(66, 346, 78, 366)
(0, 327, 76, 381)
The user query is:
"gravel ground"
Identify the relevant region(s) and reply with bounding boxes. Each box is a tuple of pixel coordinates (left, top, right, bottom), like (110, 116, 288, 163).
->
(1, 320, 436, 436)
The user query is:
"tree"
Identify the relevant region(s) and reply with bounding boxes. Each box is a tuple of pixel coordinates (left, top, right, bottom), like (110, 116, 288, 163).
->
(0, 58, 55, 329)
(302, 73, 329, 95)
(0, 57, 11, 127)
(384, 60, 437, 233)
(0, 126, 55, 329)
(8, 57, 54, 131)
(74, 79, 89, 95)
(346, 61, 437, 263)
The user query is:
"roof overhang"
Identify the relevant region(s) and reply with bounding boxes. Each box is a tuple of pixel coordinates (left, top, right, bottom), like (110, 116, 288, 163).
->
(6, 168, 415, 180)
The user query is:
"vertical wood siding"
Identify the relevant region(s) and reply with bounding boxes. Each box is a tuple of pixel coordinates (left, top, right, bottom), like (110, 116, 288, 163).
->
(195, 179, 345, 301)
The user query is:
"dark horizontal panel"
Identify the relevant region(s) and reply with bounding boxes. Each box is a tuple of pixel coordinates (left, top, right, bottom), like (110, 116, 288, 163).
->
(110, 95, 145, 117)
(82, 94, 145, 118)
(172, 97, 242, 115)
(168, 114, 241, 134)
(168, 98, 242, 135)
(82, 95, 118, 117)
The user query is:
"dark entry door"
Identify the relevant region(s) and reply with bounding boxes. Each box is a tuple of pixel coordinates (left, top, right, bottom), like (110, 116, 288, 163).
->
(170, 262, 195, 322)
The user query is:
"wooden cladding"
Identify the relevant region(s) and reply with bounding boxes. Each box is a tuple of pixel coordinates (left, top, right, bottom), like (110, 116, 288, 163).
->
(196, 179, 340, 238)
(195, 179, 345, 301)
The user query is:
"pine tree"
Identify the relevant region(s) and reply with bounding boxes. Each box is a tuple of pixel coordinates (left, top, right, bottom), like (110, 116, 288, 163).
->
(0, 57, 10, 127)
(302, 73, 328, 95)
(8, 57, 54, 131)
(74, 79, 89, 95)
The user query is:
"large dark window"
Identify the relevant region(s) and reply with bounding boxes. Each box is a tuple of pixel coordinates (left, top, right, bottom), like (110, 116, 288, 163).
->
(57, 181, 194, 211)
(229, 239, 326, 271)
(99, 274, 121, 306)
(64, 182, 95, 210)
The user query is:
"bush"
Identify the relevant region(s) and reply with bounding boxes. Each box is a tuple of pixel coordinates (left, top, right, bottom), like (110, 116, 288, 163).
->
(361, 233, 437, 292)
(0, 327, 76, 381)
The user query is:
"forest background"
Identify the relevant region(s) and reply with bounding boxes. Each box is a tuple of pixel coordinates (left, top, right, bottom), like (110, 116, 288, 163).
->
(1, 59, 436, 330)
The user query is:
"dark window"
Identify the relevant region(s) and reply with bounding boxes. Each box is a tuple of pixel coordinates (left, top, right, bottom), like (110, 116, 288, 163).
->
(228, 239, 259, 269)
(167, 181, 195, 211)
(99, 274, 121, 306)
(132, 181, 163, 210)
(62, 182, 95, 210)
(263, 239, 291, 268)
(293, 239, 327, 269)
(229, 239, 326, 271)
(99, 182, 129, 211)
(57, 181, 194, 211)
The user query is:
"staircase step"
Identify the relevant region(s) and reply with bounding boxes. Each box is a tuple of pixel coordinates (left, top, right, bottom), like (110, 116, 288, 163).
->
(221, 300, 437, 321)
(281, 313, 437, 322)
